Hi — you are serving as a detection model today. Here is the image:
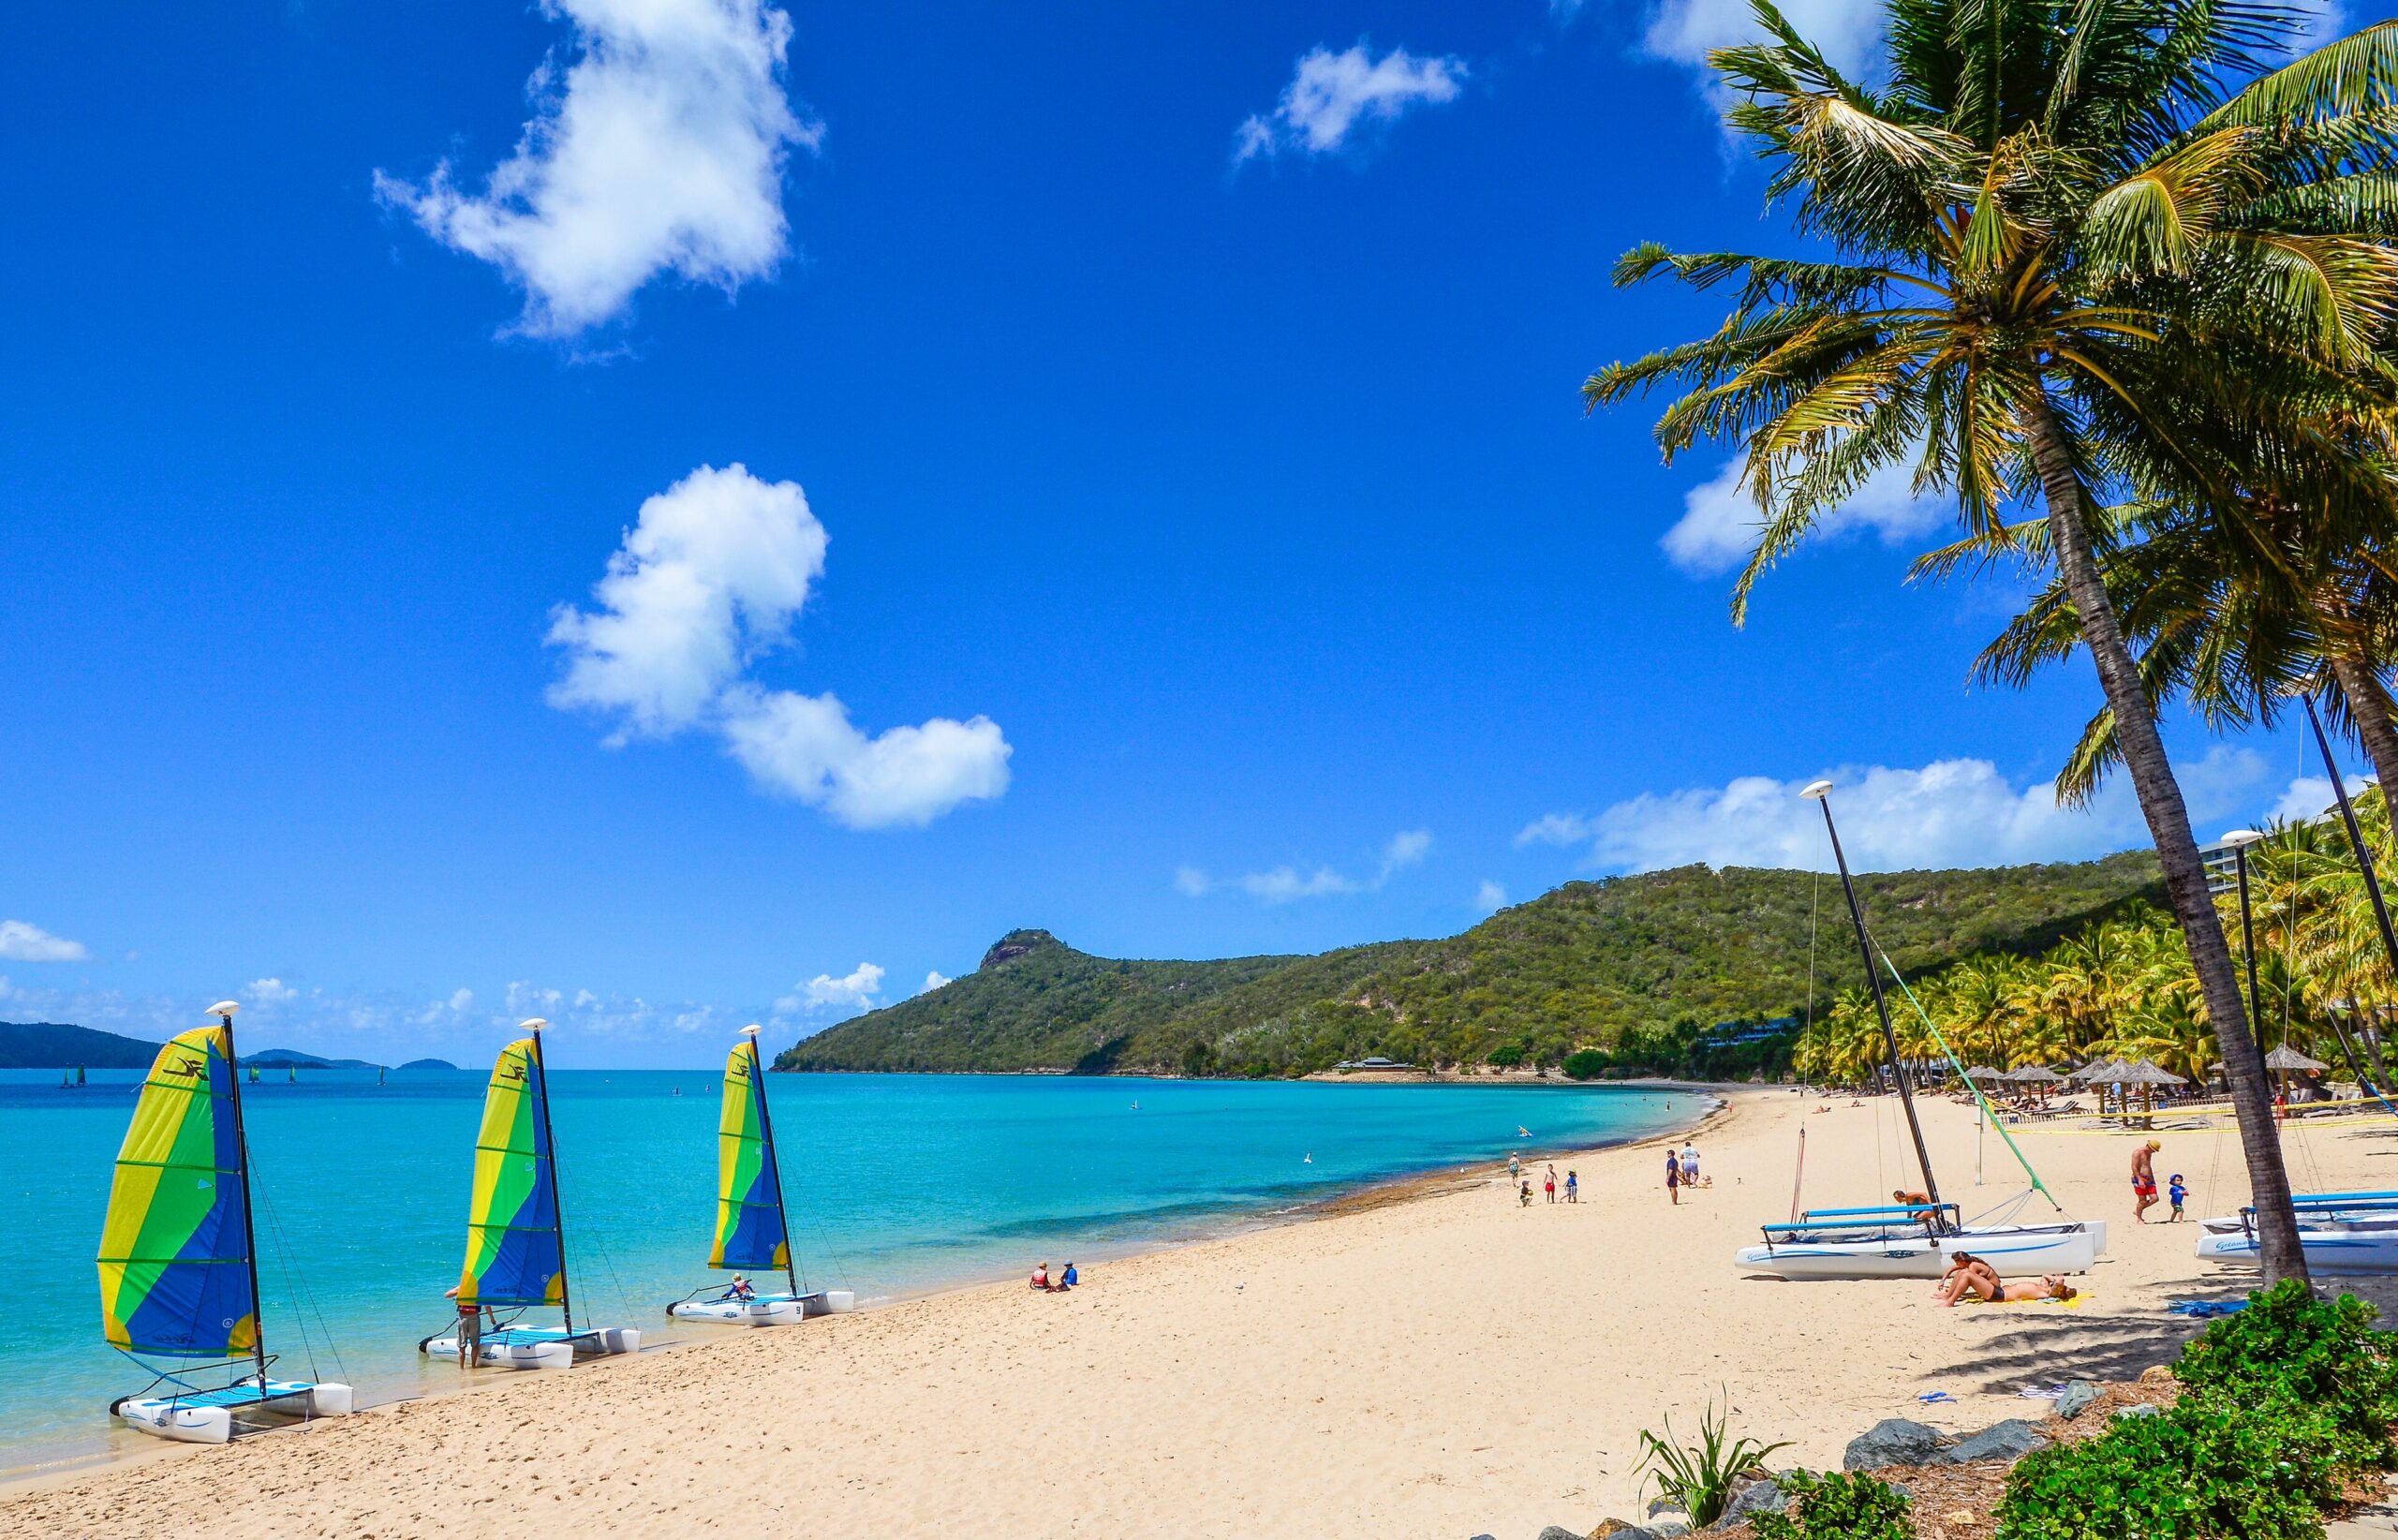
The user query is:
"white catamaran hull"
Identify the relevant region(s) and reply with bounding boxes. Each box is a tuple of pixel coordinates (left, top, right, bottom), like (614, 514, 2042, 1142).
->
(420, 1335, 574, 1370)
(806, 1289, 856, 1315)
(2196, 1219, 2398, 1275)
(112, 1380, 353, 1444)
(669, 1296, 805, 1326)
(1736, 1223, 2100, 1281)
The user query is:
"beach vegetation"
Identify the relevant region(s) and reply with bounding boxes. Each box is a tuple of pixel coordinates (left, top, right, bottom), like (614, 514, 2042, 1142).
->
(1996, 1282, 2398, 1539)
(1750, 1470, 1914, 1540)
(1636, 1399, 1791, 1528)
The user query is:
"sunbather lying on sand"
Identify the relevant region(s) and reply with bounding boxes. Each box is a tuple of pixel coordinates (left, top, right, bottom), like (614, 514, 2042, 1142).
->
(1935, 1255, 2078, 1305)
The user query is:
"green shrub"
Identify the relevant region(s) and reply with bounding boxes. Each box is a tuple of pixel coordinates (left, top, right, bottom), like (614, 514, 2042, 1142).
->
(1750, 1470, 1912, 1540)
(1636, 1400, 1790, 1528)
(1994, 1398, 2340, 1540)
(1562, 1048, 1609, 1080)
(2175, 1278, 2398, 1469)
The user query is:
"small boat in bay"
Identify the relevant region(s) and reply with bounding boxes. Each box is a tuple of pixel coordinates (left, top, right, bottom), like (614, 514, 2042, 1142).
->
(101, 1002, 352, 1443)
(418, 1020, 638, 1370)
(666, 1026, 853, 1325)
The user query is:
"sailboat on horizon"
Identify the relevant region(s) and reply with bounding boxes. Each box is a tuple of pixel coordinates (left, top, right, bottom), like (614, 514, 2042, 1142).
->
(100, 1002, 352, 1443)
(418, 1020, 638, 1370)
(667, 1026, 853, 1325)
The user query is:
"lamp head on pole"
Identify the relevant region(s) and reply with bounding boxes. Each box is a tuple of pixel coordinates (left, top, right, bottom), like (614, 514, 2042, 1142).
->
(207, 1000, 240, 1022)
(741, 1024, 762, 1037)
(2220, 829, 2265, 849)
(520, 1017, 548, 1032)
(1799, 778, 1834, 801)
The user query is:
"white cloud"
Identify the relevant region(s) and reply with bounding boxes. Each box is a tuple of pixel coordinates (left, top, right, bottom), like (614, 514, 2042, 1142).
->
(1515, 812, 1592, 849)
(1234, 44, 1466, 165)
(1474, 880, 1508, 911)
(1174, 866, 1212, 897)
(450, 987, 476, 1013)
(802, 962, 883, 1012)
(1241, 866, 1361, 903)
(2272, 776, 2337, 823)
(0, 920, 89, 963)
(375, 0, 818, 337)
(1662, 457, 1947, 577)
(547, 464, 1012, 828)
(246, 977, 298, 1006)
(1380, 828, 1432, 878)
(548, 464, 828, 738)
(1535, 748, 2270, 874)
(718, 686, 1012, 828)
(1642, 0, 1886, 81)
(921, 970, 951, 994)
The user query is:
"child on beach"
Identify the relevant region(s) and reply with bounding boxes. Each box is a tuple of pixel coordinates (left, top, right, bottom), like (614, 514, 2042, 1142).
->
(1564, 1170, 1577, 1203)
(1518, 1179, 1532, 1207)
(1545, 1165, 1557, 1204)
(2168, 1175, 2187, 1222)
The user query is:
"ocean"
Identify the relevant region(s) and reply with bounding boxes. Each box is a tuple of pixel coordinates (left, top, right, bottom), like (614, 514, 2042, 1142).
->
(1, 1066, 1699, 1474)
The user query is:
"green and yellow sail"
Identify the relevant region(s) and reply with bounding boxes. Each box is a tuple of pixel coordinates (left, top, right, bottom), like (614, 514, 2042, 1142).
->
(710, 1044, 790, 1272)
(456, 1037, 564, 1308)
(97, 1026, 259, 1358)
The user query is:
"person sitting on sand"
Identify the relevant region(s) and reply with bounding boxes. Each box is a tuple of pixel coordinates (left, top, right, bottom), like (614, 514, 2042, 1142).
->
(1059, 1261, 1078, 1291)
(1030, 1262, 1051, 1291)
(1933, 1253, 2002, 1305)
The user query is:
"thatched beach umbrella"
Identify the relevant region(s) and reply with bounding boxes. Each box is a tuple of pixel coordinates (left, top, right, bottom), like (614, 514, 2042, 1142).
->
(2264, 1045, 2328, 1073)
(1963, 1065, 2006, 1080)
(2114, 1059, 2186, 1117)
(2005, 1065, 2066, 1083)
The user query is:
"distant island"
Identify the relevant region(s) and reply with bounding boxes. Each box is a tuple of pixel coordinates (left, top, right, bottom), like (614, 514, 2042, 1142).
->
(0, 1021, 390, 1072)
(396, 1058, 461, 1072)
(777, 854, 2164, 1079)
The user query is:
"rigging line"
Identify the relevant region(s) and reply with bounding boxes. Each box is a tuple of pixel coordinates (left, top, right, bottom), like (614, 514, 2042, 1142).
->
(247, 1174, 326, 1385)
(1871, 936, 2062, 1209)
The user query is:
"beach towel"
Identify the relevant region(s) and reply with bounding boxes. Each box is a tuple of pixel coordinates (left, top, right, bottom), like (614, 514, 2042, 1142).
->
(2165, 1300, 2247, 1319)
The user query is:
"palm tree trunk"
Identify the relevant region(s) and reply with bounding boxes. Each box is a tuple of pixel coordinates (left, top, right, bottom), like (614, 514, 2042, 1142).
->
(2329, 652, 2398, 797)
(2021, 392, 2309, 1286)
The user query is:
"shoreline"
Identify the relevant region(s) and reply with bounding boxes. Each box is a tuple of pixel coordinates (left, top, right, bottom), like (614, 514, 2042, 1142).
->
(20, 1084, 2308, 1538)
(0, 1084, 1727, 1498)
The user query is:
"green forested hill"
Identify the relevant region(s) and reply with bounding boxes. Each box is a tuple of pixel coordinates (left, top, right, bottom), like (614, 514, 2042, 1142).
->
(0, 1021, 164, 1069)
(777, 853, 2164, 1077)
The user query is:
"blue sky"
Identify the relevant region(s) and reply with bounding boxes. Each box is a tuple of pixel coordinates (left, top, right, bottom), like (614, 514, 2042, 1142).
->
(0, 0, 2377, 1065)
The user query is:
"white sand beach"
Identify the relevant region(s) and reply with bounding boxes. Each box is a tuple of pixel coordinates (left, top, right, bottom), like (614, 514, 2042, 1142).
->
(8, 1088, 2390, 1539)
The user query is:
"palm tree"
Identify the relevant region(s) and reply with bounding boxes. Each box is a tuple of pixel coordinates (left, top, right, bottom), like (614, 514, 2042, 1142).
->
(1584, 0, 2398, 1283)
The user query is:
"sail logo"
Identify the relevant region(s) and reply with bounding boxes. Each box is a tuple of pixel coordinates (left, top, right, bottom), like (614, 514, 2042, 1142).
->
(168, 1053, 207, 1080)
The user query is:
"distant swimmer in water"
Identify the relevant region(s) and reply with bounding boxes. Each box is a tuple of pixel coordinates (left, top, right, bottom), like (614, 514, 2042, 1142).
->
(1517, 1126, 1531, 1138)
(1131, 1101, 1139, 1110)
(1303, 1153, 1311, 1163)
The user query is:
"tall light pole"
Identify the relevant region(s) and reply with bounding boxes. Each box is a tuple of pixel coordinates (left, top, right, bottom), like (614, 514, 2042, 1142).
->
(2221, 829, 2267, 1051)
(1802, 778, 1940, 1207)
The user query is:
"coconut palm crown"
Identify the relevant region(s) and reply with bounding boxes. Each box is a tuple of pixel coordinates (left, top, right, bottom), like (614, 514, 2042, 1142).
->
(1586, 0, 2398, 1283)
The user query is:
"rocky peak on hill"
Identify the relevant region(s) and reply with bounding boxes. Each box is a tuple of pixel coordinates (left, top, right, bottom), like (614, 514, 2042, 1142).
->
(980, 929, 1061, 970)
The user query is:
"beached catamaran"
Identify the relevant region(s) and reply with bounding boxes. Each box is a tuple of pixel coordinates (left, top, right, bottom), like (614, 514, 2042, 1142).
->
(1735, 782, 2103, 1281)
(418, 1020, 638, 1370)
(667, 1025, 853, 1325)
(100, 1002, 352, 1443)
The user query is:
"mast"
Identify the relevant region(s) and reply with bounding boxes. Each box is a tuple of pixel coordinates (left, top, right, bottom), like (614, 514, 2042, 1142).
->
(1802, 782, 1942, 1208)
(523, 1019, 574, 1335)
(742, 1025, 801, 1299)
(214, 1000, 272, 1386)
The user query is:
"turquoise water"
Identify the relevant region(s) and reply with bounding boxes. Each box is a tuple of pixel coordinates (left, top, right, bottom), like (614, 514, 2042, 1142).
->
(1, 1068, 1695, 1473)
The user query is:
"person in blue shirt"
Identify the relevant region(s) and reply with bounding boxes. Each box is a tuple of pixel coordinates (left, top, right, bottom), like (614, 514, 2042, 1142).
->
(1058, 1261, 1079, 1292)
(2168, 1175, 2187, 1222)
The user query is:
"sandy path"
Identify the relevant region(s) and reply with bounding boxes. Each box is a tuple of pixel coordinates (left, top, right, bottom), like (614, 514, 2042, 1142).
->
(10, 1088, 2396, 1539)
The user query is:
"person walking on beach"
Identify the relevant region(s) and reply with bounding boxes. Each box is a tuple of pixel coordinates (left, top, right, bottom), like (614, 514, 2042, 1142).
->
(1564, 1170, 1578, 1204)
(442, 1284, 482, 1367)
(2132, 1140, 2162, 1223)
(1544, 1164, 1557, 1204)
(1508, 1153, 1521, 1181)
(2169, 1174, 2187, 1222)
(1665, 1149, 1680, 1206)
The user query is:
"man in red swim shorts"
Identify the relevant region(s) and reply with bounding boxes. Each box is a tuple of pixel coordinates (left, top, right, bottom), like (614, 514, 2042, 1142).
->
(2131, 1139, 2162, 1223)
